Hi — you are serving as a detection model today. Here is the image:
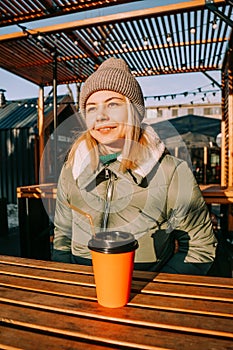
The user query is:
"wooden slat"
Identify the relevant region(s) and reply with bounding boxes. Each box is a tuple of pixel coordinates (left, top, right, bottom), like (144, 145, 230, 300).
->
(1, 255, 233, 288)
(0, 325, 109, 350)
(0, 0, 133, 27)
(1, 286, 233, 335)
(1, 302, 233, 350)
(1, 261, 233, 301)
(0, 275, 232, 317)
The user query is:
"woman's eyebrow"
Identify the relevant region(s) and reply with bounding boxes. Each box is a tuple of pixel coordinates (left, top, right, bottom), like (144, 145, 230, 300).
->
(86, 97, 124, 106)
(105, 97, 125, 103)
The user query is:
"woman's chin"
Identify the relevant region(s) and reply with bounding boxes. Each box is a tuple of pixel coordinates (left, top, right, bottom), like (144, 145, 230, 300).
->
(98, 138, 125, 152)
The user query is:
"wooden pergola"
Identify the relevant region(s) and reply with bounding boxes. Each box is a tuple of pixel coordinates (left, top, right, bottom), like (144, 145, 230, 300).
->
(0, 0, 233, 189)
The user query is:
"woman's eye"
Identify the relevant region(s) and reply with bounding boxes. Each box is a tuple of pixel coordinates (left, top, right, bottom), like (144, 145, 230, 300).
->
(107, 102, 119, 109)
(86, 106, 96, 113)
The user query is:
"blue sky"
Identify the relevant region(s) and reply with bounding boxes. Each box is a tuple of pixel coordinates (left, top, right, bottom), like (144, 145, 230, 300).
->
(0, 0, 222, 106)
(0, 67, 221, 107)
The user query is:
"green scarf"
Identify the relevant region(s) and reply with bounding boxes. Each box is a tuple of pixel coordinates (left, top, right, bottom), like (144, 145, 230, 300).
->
(99, 152, 121, 165)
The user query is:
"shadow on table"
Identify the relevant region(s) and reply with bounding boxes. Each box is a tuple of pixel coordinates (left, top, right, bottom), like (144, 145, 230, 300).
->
(130, 270, 159, 301)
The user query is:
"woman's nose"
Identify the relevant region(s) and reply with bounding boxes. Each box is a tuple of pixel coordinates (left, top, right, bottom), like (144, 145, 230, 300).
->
(96, 105, 109, 121)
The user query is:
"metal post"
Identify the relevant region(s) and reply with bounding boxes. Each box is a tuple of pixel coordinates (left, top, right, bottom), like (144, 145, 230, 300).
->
(52, 51, 58, 182)
(204, 146, 208, 185)
(38, 85, 44, 183)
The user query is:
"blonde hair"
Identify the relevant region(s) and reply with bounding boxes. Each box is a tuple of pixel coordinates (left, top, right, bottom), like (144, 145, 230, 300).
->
(66, 99, 152, 173)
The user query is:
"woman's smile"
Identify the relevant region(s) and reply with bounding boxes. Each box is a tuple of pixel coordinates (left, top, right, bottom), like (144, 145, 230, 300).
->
(95, 123, 118, 132)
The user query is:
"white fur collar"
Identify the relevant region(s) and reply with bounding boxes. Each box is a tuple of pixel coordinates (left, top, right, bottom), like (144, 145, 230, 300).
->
(72, 125, 165, 181)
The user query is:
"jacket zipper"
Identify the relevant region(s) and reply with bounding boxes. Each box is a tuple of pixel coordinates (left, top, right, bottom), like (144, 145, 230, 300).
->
(101, 169, 117, 231)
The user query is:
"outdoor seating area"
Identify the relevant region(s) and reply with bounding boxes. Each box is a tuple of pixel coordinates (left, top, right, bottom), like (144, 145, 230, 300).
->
(1, 1, 233, 348)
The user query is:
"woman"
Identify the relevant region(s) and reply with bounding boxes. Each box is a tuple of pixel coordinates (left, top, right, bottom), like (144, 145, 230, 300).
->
(52, 57, 217, 274)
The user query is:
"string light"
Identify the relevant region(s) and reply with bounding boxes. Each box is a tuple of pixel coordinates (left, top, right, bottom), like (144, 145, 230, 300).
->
(6, 79, 220, 110)
(200, 59, 204, 67)
(144, 83, 220, 103)
(143, 37, 149, 46)
(6, 100, 79, 109)
(148, 96, 220, 110)
(166, 34, 172, 43)
(212, 20, 218, 30)
(37, 34, 43, 41)
(122, 40, 127, 49)
(16, 19, 222, 55)
(12, 23, 222, 112)
(16, 22, 224, 70)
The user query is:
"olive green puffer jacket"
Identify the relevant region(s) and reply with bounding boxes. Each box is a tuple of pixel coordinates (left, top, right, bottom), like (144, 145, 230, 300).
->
(53, 143, 217, 275)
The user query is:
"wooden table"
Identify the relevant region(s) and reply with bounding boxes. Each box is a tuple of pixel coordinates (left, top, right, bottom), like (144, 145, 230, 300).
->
(199, 184, 233, 205)
(0, 255, 233, 350)
(199, 184, 233, 233)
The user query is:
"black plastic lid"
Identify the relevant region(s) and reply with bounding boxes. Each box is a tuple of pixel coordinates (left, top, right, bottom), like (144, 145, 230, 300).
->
(88, 231, 138, 254)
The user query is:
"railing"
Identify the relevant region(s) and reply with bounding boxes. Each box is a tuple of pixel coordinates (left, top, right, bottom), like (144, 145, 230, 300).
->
(17, 183, 233, 276)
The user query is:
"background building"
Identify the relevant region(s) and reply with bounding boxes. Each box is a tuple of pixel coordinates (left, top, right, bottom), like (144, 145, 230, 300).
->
(146, 102, 221, 120)
(0, 92, 86, 203)
(145, 103, 221, 185)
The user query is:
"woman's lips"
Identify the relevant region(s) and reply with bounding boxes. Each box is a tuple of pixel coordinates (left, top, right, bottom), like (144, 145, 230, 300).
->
(95, 125, 117, 132)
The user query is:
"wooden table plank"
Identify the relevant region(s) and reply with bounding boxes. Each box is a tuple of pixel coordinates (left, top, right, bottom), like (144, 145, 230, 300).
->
(1, 263, 233, 303)
(0, 326, 109, 350)
(1, 275, 232, 318)
(1, 303, 233, 350)
(1, 255, 232, 288)
(1, 286, 233, 335)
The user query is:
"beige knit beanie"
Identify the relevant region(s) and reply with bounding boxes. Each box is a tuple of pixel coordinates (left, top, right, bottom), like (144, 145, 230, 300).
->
(79, 57, 145, 121)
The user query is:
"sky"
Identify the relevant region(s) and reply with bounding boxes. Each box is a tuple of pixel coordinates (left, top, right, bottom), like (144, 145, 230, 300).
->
(0, 0, 222, 107)
(0, 67, 221, 108)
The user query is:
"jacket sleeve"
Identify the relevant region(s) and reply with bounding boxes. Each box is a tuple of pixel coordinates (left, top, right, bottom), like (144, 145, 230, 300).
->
(52, 166, 72, 263)
(162, 160, 217, 275)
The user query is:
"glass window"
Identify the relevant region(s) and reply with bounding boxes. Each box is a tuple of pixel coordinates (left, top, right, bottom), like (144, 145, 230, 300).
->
(172, 109, 178, 117)
(188, 108, 194, 114)
(157, 109, 163, 118)
(204, 107, 212, 115)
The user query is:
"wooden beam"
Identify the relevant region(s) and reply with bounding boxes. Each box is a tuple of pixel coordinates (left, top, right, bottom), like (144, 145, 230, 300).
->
(38, 86, 45, 183)
(228, 58, 233, 187)
(0, 0, 226, 42)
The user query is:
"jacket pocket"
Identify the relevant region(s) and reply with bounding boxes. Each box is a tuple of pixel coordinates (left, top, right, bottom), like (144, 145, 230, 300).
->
(151, 229, 175, 265)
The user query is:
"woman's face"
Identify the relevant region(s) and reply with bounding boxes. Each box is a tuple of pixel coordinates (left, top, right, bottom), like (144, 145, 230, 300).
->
(85, 90, 128, 149)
